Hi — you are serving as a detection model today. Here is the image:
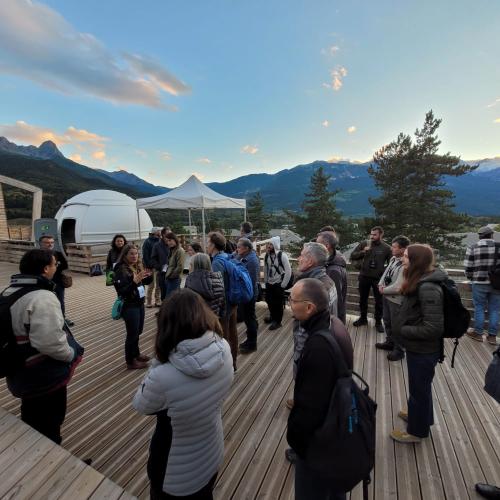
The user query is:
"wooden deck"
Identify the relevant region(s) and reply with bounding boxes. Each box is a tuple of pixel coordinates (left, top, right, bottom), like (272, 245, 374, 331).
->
(0, 262, 499, 499)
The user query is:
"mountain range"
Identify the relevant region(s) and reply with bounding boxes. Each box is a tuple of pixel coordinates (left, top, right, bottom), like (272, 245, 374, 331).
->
(1, 136, 499, 218)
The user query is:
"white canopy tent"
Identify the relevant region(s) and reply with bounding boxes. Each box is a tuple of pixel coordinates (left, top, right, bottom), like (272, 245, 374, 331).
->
(136, 175, 246, 249)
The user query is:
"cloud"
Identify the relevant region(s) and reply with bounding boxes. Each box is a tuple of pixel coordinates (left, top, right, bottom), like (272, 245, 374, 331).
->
(494, 118, 500, 123)
(321, 45, 340, 56)
(241, 144, 259, 155)
(322, 120, 330, 128)
(69, 154, 83, 163)
(323, 66, 347, 91)
(486, 98, 500, 108)
(0, 0, 189, 109)
(92, 150, 106, 160)
(197, 157, 212, 164)
(347, 125, 357, 133)
(160, 151, 172, 161)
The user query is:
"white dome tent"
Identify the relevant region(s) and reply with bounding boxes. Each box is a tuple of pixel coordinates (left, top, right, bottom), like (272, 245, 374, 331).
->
(136, 175, 246, 249)
(55, 190, 152, 246)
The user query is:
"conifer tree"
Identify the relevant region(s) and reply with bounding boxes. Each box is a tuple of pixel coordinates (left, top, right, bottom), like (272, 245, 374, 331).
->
(247, 192, 270, 237)
(368, 111, 476, 259)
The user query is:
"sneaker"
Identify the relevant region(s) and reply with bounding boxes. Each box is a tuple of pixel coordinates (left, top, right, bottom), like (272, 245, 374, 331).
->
(285, 448, 298, 464)
(65, 319, 75, 327)
(137, 354, 151, 362)
(390, 429, 421, 443)
(375, 341, 394, 351)
(126, 359, 148, 370)
(353, 317, 368, 327)
(466, 331, 484, 342)
(398, 409, 408, 422)
(375, 322, 385, 333)
(264, 316, 272, 324)
(387, 349, 405, 361)
(269, 322, 282, 330)
(487, 336, 498, 346)
(286, 399, 294, 410)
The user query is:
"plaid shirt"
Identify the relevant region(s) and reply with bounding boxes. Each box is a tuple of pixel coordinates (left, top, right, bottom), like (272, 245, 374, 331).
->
(464, 239, 499, 283)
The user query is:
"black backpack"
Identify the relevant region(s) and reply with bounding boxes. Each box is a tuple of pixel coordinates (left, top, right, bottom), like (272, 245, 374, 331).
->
(489, 243, 500, 291)
(305, 331, 377, 497)
(0, 285, 42, 378)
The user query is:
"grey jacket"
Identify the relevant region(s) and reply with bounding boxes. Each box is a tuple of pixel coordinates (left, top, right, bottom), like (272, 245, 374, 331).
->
(378, 256, 404, 305)
(185, 270, 226, 317)
(392, 268, 447, 354)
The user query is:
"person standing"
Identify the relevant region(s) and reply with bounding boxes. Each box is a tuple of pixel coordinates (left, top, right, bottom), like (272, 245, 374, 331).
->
(106, 234, 127, 272)
(286, 278, 351, 500)
(350, 226, 391, 332)
(234, 238, 260, 353)
(317, 231, 348, 324)
(133, 289, 233, 500)
(240, 221, 254, 241)
(2, 249, 83, 444)
(143, 228, 162, 308)
(114, 244, 153, 369)
(39, 235, 74, 327)
(375, 235, 410, 361)
(464, 226, 500, 345)
(390, 244, 445, 443)
(264, 236, 292, 330)
(164, 232, 185, 298)
(151, 228, 171, 301)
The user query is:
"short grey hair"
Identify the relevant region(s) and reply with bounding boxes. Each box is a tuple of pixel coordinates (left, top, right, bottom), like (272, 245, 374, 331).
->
(296, 278, 329, 312)
(317, 231, 338, 250)
(237, 237, 253, 250)
(190, 253, 212, 272)
(303, 242, 328, 266)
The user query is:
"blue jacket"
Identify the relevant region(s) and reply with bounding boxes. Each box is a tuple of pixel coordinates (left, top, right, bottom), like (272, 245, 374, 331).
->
(142, 236, 160, 268)
(233, 250, 260, 299)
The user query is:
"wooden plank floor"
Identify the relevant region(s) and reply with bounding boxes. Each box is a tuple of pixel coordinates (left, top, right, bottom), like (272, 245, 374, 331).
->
(0, 262, 499, 499)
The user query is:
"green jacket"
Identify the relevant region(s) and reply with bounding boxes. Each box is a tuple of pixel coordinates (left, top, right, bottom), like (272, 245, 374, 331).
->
(350, 240, 392, 279)
(165, 246, 186, 280)
(392, 268, 447, 354)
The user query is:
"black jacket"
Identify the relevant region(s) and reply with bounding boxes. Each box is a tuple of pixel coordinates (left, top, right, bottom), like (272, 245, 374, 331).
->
(113, 263, 153, 306)
(287, 309, 345, 459)
(52, 250, 68, 288)
(142, 236, 160, 268)
(150, 241, 170, 272)
(392, 268, 446, 354)
(106, 248, 121, 271)
(351, 239, 391, 279)
(185, 269, 226, 317)
(325, 251, 348, 324)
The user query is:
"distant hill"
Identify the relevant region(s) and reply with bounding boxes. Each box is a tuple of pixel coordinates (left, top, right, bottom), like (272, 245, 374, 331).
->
(1, 136, 500, 218)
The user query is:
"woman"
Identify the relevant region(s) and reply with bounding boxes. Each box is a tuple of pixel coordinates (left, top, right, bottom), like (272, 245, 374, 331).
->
(133, 289, 234, 499)
(390, 244, 446, 443)
(114, 243, 153, 370)
(187, 242, 203, 256)
(185, 253, 225, 317)
(106, 234, 127, 271)
(164, 232, 185, 297)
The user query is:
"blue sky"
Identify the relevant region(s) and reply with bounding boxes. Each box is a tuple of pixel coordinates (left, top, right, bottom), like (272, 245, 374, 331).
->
(1, 0, 499, 187)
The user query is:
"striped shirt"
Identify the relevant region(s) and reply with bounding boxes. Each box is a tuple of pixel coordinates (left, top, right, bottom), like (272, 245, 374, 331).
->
(464, 239, 499, 283)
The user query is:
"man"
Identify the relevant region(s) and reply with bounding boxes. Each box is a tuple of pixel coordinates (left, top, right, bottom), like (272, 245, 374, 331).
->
(2, 249, 83, 443)
(142, 227, 162, 307)
(287, 278, 351, 500)
(264, 236, 292, 330)
(150, 227, 171, 301)
(464, 226, 500, 345)
(375, 235, 410, 361)
(350, 226, 391, 332)
(208, 231, 239, 370)
(317, 231, 347, 324)
(240, 221, 254, 241)
(39, 235, 74, 327)
(233, 238, 260, 353)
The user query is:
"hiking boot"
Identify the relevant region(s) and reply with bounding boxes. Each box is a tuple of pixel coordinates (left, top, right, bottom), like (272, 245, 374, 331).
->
(475, 483, 500, 499)
(487, 335, 498, 346)
(390, 429, 421, 443)
(269, 322, 282, 330)
(264, 316, 272, 324)
(126, 359, 148, 370)
(398, 409, 408, 422)
(466, 331, 484, 342)
(239, 342, 257, 354)
(137, 354, 151, 362)
(285, 448, 298, 464)
(353, 317, 368, 327)
(375, 322, 385, 333)
(375, 341, 394, 351)
(286, 399, 294, 410)
(387, 349, 405, 362)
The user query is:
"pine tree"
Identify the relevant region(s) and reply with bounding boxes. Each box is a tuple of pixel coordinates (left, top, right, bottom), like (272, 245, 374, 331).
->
(368, 110, 476, 259)
(247, 192, 270, 237)
(288, 166, 346, 242)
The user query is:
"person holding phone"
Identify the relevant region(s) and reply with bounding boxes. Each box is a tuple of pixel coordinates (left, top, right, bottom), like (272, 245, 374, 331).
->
(114, 243, 153, 369)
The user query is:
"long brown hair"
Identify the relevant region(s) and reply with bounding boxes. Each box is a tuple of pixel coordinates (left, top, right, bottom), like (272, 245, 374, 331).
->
(117, 243, 144, 273)
(400, 244, 435, 295)
(155, 288, 223, 363)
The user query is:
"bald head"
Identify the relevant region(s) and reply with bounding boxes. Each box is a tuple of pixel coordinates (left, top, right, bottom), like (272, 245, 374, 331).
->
(293, 278, 329, 313)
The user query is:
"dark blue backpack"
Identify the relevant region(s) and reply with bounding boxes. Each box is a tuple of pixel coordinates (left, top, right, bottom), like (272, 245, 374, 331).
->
(214, 254, 253, 305)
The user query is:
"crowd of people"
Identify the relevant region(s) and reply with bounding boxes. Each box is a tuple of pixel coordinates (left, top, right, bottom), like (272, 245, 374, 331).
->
(2, 222, 499, 499)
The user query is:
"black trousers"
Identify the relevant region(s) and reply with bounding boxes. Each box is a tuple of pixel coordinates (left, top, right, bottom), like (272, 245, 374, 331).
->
(122, 304, 145, 363)
(242, 298, 258, 347)
(21, 386, 67, 444)
(265, 283, 285, 324)
(382, 298, 404, 353)
(358, 275, 383, 322)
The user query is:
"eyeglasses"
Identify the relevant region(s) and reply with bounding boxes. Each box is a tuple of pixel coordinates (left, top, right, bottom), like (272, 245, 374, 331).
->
(287, 297, 312, 305)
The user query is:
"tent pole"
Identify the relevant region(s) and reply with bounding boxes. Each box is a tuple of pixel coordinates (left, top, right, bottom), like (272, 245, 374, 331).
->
(137, 208, 142, 244)
(201, 208, 206, 251)
(244, 207, 247, 221)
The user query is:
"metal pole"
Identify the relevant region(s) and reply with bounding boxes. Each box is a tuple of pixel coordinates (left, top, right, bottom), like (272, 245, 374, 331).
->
(136, 208, 142, 245)
(201, 207, 206, 251)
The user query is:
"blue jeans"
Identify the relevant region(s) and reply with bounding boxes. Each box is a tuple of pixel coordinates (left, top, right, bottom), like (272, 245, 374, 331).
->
(295, 458, 346, 500)
(472, 283, 500, 336)
(165, 277, 181, 298)
(406, 351, 440, 438)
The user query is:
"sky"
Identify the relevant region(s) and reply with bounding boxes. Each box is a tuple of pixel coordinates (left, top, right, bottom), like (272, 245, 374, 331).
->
(0, 0, 499, 187)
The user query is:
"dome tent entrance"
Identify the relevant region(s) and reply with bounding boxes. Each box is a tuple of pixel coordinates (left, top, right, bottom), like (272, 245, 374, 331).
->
(136, 175, 246, 249)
